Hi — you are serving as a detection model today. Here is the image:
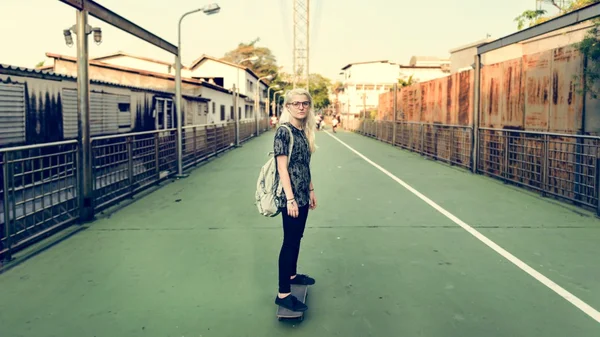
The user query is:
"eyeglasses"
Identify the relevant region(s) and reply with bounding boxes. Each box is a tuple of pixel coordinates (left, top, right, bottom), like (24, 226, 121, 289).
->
(289, 101, 310, 108)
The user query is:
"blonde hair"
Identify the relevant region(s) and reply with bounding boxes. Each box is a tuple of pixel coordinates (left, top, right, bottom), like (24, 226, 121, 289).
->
(279, 88, 317, 153)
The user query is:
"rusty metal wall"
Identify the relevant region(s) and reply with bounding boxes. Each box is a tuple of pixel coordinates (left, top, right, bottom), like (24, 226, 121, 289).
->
(379, 45, 586, 135)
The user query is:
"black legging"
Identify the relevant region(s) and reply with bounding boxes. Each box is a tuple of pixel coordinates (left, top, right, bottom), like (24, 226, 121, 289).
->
(278, 204, 310, 293)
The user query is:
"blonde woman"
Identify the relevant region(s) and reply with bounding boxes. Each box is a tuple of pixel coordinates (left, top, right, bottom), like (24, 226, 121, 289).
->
(273, 88, 318, 312)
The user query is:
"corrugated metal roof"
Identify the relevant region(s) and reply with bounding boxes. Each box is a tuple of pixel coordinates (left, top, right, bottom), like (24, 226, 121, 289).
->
(0, 63, 211, 102)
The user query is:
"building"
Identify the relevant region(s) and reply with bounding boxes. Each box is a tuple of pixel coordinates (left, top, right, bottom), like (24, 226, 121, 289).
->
(338, 58, 449, 116)
(188, 55, 271, 119)
(400, 56, 450, 82)
(43, 52, 242, 126)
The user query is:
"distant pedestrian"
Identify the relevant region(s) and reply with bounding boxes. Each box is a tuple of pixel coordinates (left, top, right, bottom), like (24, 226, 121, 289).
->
(272, 88, 318, 312)
(332, 115, 339, 133)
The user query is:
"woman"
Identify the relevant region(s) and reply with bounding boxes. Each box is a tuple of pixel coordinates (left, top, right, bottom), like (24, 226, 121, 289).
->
(273, 88, 318, 312)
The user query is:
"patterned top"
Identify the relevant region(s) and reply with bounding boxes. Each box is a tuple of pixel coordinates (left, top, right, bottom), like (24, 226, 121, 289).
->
(273, 122, 312, 208)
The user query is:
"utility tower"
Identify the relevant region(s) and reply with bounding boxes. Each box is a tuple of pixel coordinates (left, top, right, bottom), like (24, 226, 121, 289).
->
(293, 0, 309, 90)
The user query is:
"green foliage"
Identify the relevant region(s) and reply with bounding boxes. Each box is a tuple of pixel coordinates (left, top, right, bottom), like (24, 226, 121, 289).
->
(574, 18, 600, 98)
(513, 0, 600, 96)
(270, 73, 332, 110)
(35, 60, 45, 68)
(398, 75, 417, 87)
(514, 9, 547, 30)
(221, 38, 332, 111)
(221, 38, 279, 79)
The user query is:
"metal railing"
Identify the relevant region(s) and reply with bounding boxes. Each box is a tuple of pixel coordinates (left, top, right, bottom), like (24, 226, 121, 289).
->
(1, 120, 270, 260)
(349, 119, 600, 215)
(1, 140, 79, 259)
(478, 128, 600, 210)
(350, 119, 473, 169)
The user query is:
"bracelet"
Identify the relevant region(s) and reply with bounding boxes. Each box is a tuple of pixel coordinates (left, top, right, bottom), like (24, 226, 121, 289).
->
(309, 188, 314, 191)
(287, 198, 295, 202)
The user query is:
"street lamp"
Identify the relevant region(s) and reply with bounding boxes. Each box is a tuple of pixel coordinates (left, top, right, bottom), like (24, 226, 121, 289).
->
(234, 55, 258, 147)
(255, 74, 273, 135)
(63, 24, 102, 47)
(273, 90, 283, 120)
(267, 84, 280, 117)
(175, 3, 221, 177)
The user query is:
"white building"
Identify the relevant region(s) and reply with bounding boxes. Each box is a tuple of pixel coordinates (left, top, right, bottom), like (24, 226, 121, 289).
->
(338, 58, 449, 116)
(188, 55, 271, 120)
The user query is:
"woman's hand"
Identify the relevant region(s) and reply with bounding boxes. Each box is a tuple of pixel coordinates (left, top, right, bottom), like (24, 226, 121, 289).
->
(287, 199, 299, 218)
(309, 190, 317, 210)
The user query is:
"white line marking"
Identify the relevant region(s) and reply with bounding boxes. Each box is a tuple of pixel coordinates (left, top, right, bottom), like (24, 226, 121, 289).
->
(326, 131, 600, 323)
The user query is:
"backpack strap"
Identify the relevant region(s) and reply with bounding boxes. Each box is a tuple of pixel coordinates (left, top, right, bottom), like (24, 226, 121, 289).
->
(280, 124, 294, 165)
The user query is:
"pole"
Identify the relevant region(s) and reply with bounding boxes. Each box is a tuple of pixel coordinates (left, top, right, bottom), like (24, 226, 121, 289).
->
(472, 54, 481, 174)
(255, 89, 258, 135)
(175, 9, 203, 177)
(76, 9, 94, 221)
(235, 67, 240, 147)
(392, 83, 398, 146)
(175, 24, 183, 176)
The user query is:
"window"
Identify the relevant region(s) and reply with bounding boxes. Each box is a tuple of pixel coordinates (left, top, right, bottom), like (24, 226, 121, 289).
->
(0, 82, 26, 146)
(220, 105, 225, 121)
(118, 102, 131, 130)
(154, 97, 173, 130)
(230, 106, 234, 120)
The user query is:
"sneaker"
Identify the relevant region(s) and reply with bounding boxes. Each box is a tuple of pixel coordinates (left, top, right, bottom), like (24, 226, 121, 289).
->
(275, 294, 308, 312)
(290, 274, 315, 285)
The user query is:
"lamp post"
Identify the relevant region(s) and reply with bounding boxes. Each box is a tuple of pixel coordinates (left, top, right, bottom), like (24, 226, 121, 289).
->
(255, 74, 273, 135)
(176, 3, 220, 177)
(273, 90, 283, 119)
(63, 10, 103, 221)
(267, 84, 280, 117)
(235, 55, 258, 147)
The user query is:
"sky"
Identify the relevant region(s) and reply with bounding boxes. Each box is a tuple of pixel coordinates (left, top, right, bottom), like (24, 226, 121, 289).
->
(0, 0, 557, 81)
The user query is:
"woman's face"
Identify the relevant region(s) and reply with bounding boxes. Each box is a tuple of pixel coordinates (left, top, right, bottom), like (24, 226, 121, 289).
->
(287, 94, 311, 120)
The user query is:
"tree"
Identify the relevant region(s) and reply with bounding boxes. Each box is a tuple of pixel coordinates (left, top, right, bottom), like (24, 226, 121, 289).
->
(221, 38, 279, 79)
(221, 39, 332, 111)
(512, 0, 600, 96)
(269, 72, 331, 111)
(514, 9, 548, 30)
(308, 73, 331, 110)
(398, 75, 417, 87)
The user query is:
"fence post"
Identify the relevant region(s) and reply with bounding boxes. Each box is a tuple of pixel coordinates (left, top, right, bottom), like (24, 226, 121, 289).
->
(471, 54, 482, 174)
(392, 84, 398, 147)
(503, 131, 510, 183)
(596, 157, 600, 217)
(2, 152, 12, 262)
(154, 133, 160, 182)
(421, 123, 425, 155)
(449, 127, 455, 165)
(542, 134, 549, 197)
(127, 136, 134, 194)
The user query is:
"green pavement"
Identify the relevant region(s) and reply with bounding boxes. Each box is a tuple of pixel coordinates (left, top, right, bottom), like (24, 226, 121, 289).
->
(0, 129, 598, 337)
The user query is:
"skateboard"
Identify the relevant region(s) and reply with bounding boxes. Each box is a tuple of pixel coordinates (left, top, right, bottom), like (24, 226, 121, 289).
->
(276, 284, 308, 321)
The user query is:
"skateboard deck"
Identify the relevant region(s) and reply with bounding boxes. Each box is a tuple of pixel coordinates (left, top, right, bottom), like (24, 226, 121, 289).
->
(276, 284, 308, 321)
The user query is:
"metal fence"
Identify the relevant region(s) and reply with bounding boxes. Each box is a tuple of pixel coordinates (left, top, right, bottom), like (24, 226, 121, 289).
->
(1, 140, 79, 259)
(349, 119, 473, 169)
(1, 120, 268, 261)
(348, 119, 600, 215)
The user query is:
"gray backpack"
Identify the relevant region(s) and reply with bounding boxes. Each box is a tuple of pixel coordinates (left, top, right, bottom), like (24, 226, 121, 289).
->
(255, 125, 294, 217)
